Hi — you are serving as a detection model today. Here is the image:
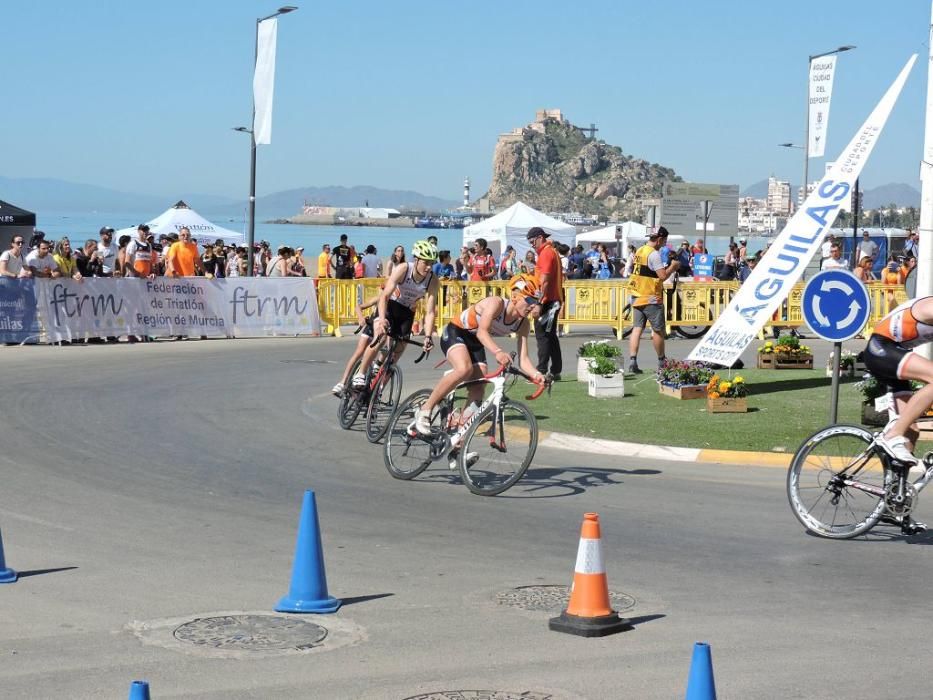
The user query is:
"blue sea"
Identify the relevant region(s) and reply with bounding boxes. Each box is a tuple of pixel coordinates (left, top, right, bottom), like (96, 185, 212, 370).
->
(33, 211, 466, 257)
(33, 210, 779, 259)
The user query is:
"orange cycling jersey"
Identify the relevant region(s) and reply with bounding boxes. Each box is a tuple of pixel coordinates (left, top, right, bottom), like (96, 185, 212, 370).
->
(452, 299, 525, 336)
(873, 296, 933, 349)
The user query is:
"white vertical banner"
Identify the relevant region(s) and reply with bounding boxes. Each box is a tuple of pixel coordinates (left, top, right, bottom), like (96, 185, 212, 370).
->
(808, 55, 837, 157)
(253, 17, 278, 145)
(688, 55, 917, 368)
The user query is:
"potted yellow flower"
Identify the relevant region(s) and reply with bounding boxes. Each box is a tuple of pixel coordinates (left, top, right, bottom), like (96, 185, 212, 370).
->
(706, 374, 749, 413)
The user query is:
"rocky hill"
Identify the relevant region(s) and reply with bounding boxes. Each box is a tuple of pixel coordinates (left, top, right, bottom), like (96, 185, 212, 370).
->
(484, 111, 680, 219)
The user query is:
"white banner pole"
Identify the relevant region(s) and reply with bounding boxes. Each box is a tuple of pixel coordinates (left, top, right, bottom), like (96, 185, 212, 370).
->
(917, 2, 933, 360)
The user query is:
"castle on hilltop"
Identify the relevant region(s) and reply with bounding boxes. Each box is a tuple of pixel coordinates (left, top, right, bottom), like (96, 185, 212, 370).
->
(498, 109, 580, 144)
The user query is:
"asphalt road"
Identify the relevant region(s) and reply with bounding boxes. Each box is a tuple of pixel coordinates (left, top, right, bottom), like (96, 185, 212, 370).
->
(1, 334, 931, 700)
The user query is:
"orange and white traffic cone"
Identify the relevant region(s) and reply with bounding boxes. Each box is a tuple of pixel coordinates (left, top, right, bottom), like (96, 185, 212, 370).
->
(548, 512, 631, 637)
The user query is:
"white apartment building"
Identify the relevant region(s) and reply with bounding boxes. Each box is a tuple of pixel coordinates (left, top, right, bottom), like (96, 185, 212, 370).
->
(767, 176, 793, 216)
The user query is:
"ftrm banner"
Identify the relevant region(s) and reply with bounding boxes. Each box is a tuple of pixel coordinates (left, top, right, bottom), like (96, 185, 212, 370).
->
(34, 278, 320, 342)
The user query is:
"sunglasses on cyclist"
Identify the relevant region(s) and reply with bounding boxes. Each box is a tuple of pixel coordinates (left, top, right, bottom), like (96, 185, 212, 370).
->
(523, 295, 541, 306)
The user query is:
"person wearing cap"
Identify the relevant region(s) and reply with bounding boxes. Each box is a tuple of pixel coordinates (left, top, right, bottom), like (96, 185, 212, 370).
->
(331, 234, 355, 279)
(738, 238, 748, 264)
(124, 224, 157, 279)
(96, 227, 117, 277)
(903, 229, 919, 259)
(627, 226, 680, 374)
(528, 226, 564, 379)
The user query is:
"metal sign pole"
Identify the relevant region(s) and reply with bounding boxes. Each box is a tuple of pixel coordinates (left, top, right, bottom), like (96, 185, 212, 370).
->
(829, 340, 842, 423)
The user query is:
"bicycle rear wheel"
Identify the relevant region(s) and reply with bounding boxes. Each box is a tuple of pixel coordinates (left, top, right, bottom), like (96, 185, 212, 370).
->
(459, 399, 537, 496)
(337, 359, 365, 429)
(787, 424, 890, 539)
(384, 389, 436, 480)
(365, 364, 402, 443)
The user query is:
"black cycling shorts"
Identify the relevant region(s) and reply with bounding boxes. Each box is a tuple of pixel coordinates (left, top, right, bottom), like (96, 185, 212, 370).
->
(863, 334, 914, 393)
(361, 299, 415, 339)
(440, 323, 486, 365)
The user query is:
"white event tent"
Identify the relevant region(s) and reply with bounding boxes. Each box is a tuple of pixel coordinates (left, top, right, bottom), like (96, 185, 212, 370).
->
(116, 201, 245, 247)
(575, 221, 647, 246)
(462, 201, 575, 259)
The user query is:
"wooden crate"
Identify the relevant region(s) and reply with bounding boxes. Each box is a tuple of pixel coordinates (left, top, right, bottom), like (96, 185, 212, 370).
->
(774, 356, 814, 369)
(757, 354, 776, 369)
(659, 383, 708, 400)
(707, 397, 748, 413)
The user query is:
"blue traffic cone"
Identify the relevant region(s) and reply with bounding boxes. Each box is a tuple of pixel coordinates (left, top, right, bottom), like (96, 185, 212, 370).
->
(685, 642, 717, 700)
(128, 680, 151, 700)
(0, 526, 17, 584)
(275, 490, 341, 614)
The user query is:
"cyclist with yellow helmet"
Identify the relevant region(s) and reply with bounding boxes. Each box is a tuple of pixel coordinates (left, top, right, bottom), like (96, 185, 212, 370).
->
(413, 273, 545, 435)
(333, 240, 439, 395)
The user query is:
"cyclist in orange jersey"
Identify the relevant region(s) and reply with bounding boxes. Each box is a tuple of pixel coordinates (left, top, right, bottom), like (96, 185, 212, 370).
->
(864, 296, 933, 464)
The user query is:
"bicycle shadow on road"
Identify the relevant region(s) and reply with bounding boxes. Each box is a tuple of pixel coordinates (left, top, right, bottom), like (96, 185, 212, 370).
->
(416, 465, 661, 499)
(804, 526, 933, 545)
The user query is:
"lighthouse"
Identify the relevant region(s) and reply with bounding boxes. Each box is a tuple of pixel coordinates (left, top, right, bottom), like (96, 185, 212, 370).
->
(463, 177, 470, 208)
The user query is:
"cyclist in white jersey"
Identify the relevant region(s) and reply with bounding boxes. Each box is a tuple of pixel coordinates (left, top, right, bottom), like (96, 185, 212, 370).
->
(413, 273, 545, 435)
(864, 296, 933, 464)
(333, 240, 439, 395)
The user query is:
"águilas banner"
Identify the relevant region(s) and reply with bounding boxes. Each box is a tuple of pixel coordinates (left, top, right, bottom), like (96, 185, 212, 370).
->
(0, 279, 40, 343)
(35, 278, 320, 342)
(688, 55, 917, 368)
(253, 17, 278, 145)
(809, 55, 837, 158)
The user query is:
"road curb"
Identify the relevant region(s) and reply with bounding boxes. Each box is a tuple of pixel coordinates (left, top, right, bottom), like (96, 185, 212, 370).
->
(540, 430, 793, 468)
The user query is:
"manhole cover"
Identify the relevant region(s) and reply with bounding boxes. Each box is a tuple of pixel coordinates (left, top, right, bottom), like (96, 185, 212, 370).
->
(403, 693, 554, 700)
(496, 585, 635, 613)
(173, 614, 327, 651)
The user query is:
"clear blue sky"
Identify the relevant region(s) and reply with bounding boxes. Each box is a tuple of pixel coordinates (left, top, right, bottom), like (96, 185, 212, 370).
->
(3, 0, 930, 202)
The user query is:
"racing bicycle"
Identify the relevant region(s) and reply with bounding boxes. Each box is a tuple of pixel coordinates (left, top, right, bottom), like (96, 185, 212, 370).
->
(787, 392, 933, 538)
(337, 328, 427, 442)
(382, 358, 551, 496)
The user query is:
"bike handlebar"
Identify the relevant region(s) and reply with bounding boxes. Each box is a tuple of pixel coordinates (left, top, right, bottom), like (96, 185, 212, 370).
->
(483, 352, 552, 400)
(368, 333, 430, 363)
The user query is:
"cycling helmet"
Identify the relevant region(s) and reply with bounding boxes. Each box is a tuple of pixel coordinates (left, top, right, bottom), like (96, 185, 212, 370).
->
(508, 273, 541, 300)
(411, 240, 438, 262)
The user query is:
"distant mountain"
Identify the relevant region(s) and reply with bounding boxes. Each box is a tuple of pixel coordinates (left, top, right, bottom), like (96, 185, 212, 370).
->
(742, 179, 775, 199)
(862, 182, 920, 209)
(742, 179, 920, 209)
(0, 176, 236, 215)
(0, 176, 457, 219)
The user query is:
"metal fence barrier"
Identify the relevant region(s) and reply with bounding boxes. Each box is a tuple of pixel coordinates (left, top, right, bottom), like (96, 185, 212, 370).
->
(316, 280, 907, 340)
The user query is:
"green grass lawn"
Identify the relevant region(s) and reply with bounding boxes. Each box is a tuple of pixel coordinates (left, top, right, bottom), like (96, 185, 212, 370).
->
(534, 369, 867, 453)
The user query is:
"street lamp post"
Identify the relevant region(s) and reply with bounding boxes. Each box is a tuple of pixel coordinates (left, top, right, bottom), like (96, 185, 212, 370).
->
(244, 6, 297, 276)
(802, 45, 855, 206)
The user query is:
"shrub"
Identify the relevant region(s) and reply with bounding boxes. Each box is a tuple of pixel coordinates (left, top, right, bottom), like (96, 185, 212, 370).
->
(588, 355, 620, 377)
(578, 340, 623, 359)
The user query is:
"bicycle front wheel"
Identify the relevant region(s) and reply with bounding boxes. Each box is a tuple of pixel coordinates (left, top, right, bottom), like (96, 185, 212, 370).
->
(459, 399, 537, 496)
(384, 389, 436, 480)
(337, 359, 364, 430)
(365, 364, 403, 443)
(787, 424, 890, 539)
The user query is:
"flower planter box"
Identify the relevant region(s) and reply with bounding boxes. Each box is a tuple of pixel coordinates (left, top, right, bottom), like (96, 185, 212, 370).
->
(658, 382, 708, 400)
(707, 396, 748, 413)
(757, 354, 776, 369)
(825, 366, 856, 378)
(774, 355, 814, 370)
(861, 403, 888, 427)
(588, 372, 624, 398)
(577, 355, 624, 382)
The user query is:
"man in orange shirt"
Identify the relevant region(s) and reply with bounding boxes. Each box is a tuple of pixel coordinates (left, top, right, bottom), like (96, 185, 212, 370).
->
(165, 227, 205, 277)
(528, 226, 563, 379)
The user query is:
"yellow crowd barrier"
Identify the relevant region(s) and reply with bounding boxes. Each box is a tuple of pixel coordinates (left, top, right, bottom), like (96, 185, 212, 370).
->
(315, 279, 907, 339)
